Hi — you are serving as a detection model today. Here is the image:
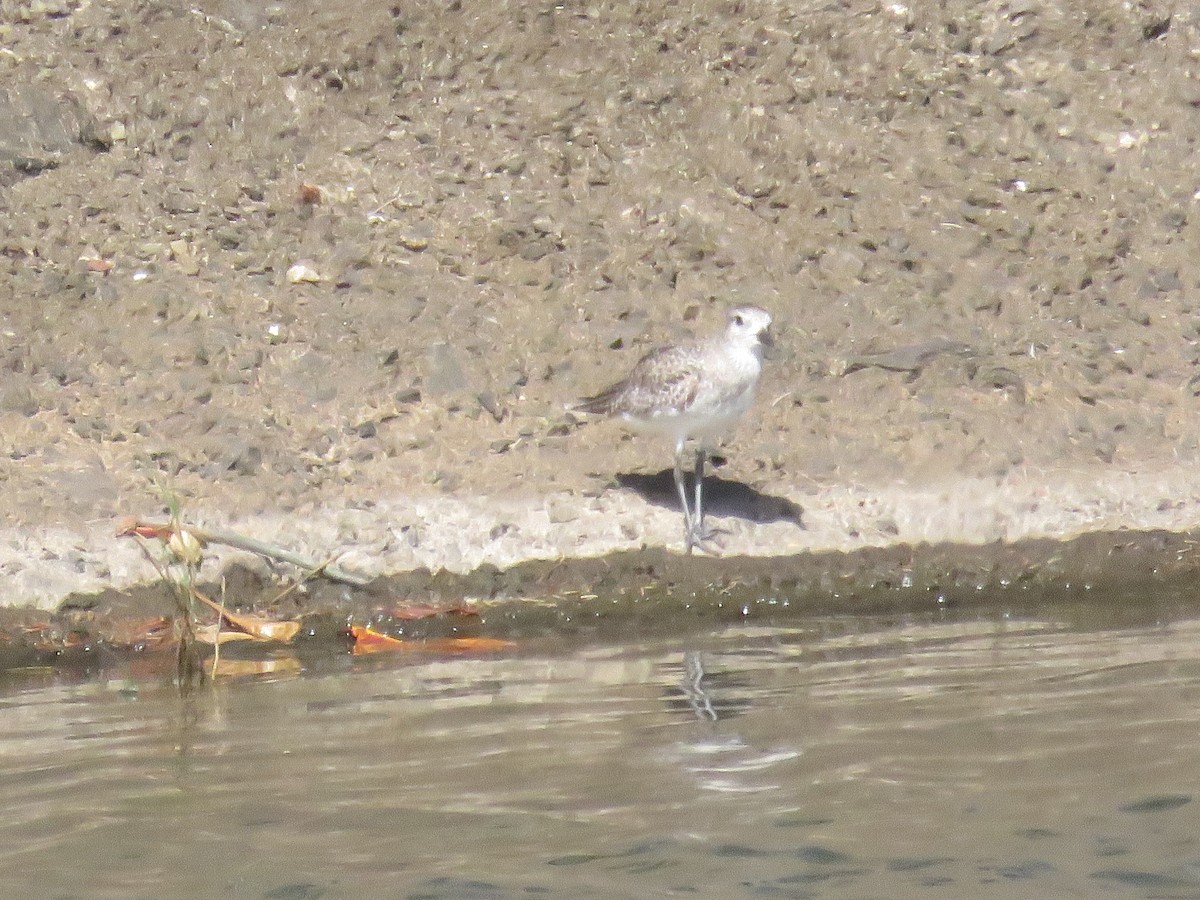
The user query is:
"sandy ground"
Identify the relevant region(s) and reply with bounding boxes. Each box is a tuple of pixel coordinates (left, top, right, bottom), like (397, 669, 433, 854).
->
(3, 0, 1200, 609)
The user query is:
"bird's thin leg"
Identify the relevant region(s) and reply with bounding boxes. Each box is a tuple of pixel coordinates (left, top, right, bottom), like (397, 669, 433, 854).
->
(672, 442, 695, 552)
(688, 447, 729, 555)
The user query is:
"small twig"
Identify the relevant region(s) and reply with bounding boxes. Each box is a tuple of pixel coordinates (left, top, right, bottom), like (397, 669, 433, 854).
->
(369, 193, 403, 216)
(267, 554, 340, 607)
(120, 519, 370, 587)
(133, 535, 174, 584)
(190, 525, 370, 586)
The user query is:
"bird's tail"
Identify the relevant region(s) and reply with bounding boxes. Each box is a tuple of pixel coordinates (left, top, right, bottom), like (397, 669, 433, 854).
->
(570, 383, 625, 416)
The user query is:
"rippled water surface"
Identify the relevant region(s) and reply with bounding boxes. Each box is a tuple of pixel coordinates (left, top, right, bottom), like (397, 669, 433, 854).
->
(4, 591, 1200, 899)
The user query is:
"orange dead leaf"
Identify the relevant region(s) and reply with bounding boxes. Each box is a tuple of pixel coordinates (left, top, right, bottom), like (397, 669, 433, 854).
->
(115, 517, 172, 541)
(349, 624, 409, 655)
(348, 625, 513, 656)
(115, 517, 209, 549)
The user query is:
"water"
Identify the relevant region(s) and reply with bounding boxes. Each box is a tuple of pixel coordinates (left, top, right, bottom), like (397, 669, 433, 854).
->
(3, 594, 1200, 899)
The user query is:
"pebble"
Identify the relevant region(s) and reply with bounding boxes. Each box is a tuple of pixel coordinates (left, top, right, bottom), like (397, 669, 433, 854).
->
(286, 260, 322, 283)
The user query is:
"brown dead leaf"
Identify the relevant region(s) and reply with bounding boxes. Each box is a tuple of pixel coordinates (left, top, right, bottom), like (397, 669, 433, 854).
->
(195, 624, 258, 645)
(193, 590, 301, 643)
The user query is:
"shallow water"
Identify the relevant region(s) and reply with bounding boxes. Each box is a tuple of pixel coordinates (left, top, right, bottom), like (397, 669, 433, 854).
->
(4, 590, 1200, 899)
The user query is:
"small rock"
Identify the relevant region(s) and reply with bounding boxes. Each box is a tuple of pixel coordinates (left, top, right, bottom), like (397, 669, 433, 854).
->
(425, 343, 470, 396)
(286, 260, 322, 283)
(0, 384, 39, 416)
(477, 391, 505, 422)
(490, 523, 517, 540)
(169, 240, 200, 276)
(546, 497, 579, 524)
(397, 234, 429, 252)
(222, 443, 262, 476)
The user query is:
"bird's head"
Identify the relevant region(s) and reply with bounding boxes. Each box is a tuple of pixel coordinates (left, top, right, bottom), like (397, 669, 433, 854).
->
(727, 305, 774, 355)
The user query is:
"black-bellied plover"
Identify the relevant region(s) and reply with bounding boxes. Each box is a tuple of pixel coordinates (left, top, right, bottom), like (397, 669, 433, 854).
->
(573, 306, 774, 553)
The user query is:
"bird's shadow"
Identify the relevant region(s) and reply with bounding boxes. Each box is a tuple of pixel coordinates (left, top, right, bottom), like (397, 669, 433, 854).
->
(614, 462, 804, 528)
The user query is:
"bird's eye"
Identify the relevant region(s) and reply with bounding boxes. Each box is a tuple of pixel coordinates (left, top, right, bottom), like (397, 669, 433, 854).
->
(733, 314, 744, 326)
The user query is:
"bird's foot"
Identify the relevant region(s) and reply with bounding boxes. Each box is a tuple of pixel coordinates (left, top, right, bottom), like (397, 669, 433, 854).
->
(684, 521, 729, 556)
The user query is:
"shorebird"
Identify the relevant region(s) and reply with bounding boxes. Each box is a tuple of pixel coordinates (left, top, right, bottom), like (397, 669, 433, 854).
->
(572, 305, 774, 553)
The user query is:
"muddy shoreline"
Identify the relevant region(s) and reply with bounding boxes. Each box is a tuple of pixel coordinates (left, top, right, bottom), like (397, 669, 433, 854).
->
(0, 524, 1188, 681)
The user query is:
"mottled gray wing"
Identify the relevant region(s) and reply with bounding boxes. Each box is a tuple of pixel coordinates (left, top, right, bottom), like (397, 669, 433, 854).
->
(614, 345, 702, 417)
(574, 344, 703, 419)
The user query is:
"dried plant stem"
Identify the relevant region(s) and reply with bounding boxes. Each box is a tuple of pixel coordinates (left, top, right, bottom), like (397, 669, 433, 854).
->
(135, 536, 203, 688)
(211, 576, 226, 680)
(267, 554, 341, 607)
(124, 520, 369, 587)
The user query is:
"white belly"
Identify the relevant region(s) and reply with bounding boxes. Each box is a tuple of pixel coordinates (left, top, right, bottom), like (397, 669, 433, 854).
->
(620, 380, 757, 449)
